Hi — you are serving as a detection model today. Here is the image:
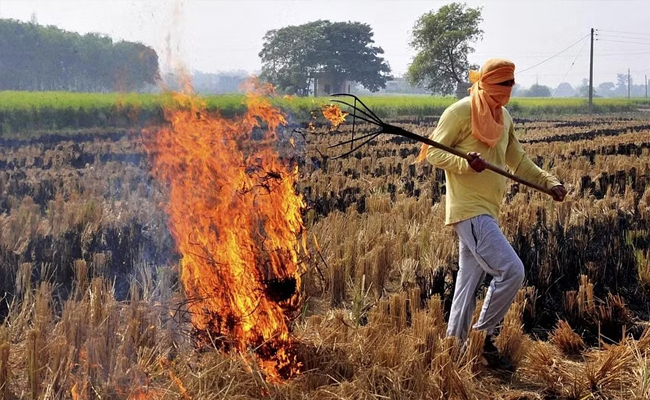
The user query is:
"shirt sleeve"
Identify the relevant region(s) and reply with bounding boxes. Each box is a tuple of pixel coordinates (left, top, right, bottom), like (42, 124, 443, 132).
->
(425, 107, 472, 175)
(505, 122, 562, 190)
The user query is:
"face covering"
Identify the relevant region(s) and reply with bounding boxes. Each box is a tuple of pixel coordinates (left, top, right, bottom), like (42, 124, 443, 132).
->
(416, 58, 516, 162)
(468, 58, 515, 147)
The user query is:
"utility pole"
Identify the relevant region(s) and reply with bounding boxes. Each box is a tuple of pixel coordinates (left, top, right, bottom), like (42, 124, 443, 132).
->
(645, 74, 647, 98)
(628, 68, 631, 99)
(589, 28, 594, 109)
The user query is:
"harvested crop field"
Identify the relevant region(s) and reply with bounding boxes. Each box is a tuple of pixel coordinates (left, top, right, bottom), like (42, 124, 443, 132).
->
(0, 104, 650, 399)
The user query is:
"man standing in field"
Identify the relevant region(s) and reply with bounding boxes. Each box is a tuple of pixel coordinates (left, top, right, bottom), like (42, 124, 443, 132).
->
(421, 59, 567, 369)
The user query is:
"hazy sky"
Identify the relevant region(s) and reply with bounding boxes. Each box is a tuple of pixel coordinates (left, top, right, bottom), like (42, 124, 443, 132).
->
(2, 0, 650, 88)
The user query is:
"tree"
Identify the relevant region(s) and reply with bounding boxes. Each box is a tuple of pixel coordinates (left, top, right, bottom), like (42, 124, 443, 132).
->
(554, 82, 575, 97)
(614, 73, 629, 97)
(0, 19, 159, 92)
(511, 83, 524, 97)
(259, 20, 391, 96)
(524, 84, 551, 97)
(597, 82, 615, 97)
(187, 71, 249, 94)
(406, 3, 483, 95)
(578, 78, 595, 98)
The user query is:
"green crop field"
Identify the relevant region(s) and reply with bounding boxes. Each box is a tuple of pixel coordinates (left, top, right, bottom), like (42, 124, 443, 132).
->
(2, 90, 650, 135)
(2, 90, 649, 111)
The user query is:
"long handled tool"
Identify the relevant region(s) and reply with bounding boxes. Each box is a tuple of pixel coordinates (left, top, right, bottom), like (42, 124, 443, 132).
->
(327, 93, 554, 197)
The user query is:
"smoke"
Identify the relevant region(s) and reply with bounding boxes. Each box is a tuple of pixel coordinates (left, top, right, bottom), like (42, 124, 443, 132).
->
(161, 0, 191, 89)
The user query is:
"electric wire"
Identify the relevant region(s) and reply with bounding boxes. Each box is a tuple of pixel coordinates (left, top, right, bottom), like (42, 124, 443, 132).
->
(598, 50, 650, 56)
(552, 35, 589, 97)
(596, 39, 650, 47)
(595, 34, 650, 43)
(516, 33, 590, 75)
(597, 29, 650, 37)
(518, 28, 649, 96)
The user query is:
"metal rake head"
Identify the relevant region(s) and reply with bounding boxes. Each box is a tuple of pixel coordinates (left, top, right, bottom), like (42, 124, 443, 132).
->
(327, 93, 390, 159)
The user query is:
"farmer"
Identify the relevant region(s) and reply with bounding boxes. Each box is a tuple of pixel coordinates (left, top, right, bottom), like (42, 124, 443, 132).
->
(420, 58, 567, 369)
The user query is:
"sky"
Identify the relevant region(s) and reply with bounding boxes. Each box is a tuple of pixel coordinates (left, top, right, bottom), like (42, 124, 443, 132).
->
(1, 0, 650, 89)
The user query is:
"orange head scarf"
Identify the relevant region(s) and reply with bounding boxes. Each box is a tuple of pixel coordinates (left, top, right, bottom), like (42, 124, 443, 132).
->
(468, 58, 515, 147)
(415, 58, 515, 162)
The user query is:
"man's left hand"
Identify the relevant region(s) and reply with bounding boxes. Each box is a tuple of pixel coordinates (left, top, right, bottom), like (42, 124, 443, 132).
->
(550, 185, 567, 202)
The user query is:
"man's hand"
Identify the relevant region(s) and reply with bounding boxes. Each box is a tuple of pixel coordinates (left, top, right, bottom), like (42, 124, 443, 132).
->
(468, 152, 487, 172)
(550, 185, 567, 202)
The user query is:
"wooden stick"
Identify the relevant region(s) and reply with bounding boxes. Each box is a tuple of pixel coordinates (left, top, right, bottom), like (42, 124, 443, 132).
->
(386, 124, 555, 197)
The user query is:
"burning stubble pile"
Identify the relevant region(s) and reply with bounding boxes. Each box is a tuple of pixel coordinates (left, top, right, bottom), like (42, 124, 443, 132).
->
(141, 80, 306, 382)
(0, 88, 650, 398)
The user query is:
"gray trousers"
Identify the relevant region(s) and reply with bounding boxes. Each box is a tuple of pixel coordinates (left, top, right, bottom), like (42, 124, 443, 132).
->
(446, 214, 525, 340)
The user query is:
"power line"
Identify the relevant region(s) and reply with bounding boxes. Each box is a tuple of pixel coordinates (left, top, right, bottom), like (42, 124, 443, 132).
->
(596, 39, 650, 47)
(553, 35, 589, 97)
(597, 29, 650, 37)
(598, 50, 650, 56)
(596, 33, 650, 43)
(516, 33, 590, 75)
(475, 52, 592, 59)
(520, 72, 590, 77)
(596, 35, 650, 44)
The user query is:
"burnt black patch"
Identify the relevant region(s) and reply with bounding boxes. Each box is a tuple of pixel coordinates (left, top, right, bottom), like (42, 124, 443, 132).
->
(264, 277, 297, 303)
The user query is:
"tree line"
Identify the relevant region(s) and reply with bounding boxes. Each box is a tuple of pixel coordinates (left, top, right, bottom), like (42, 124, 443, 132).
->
(515, 74, 649, 98)
(3, 5, 640, 97)
(0, 19, 159, 92)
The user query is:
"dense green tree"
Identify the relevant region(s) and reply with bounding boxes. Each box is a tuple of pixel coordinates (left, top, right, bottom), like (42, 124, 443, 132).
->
(0, 19, 159, 92)
(406, 3, 483, 95)
(259, 20, 391, 96)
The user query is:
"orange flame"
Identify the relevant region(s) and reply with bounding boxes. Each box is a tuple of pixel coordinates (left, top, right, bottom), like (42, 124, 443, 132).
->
(128, 387, 161, 400)
(142, 78, 304, 381)
(322, 104, 348, 128)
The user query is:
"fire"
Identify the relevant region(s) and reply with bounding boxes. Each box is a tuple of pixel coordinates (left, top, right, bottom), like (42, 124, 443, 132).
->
(142, 79, 304, 381)
(322, 104, 348, 128)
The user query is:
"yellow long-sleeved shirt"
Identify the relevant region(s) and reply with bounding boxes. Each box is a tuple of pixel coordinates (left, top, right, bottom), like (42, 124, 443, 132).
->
(426, 97, 561, 225)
